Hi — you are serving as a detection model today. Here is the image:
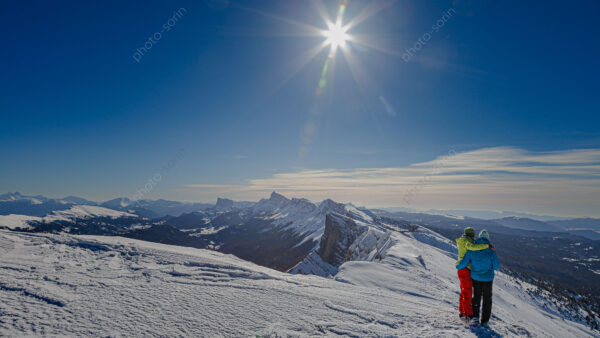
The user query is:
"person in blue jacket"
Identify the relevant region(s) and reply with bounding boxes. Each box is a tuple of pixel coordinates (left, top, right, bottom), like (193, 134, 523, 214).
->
(456, 229, 500, 328)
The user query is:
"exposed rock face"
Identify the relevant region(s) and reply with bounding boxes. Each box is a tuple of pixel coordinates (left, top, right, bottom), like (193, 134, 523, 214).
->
(318, 213, 366, 267)
(215, 198, 235, 211)
(213, 218, 316, 271)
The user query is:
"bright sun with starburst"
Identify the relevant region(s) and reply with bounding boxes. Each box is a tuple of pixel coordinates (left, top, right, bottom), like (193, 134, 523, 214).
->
(323, 21, 349, 50)
(234, 0, 396, 155)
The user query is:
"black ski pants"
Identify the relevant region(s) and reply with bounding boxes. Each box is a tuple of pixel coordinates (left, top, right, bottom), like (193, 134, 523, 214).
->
(472, 280, 493, 323)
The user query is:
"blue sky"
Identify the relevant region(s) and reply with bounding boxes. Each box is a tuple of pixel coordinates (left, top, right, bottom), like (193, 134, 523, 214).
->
(1, 0, 599, 216)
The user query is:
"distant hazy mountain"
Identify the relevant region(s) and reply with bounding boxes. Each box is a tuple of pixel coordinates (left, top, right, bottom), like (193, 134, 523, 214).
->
(100, 198, 214, 218)
(0, 205, 141, 234)
(549, 218, 600, 231)
(377, 209, 577, 235)
(548, 218, 600, 240)
(100, 197, 133, 209)
(60, 195, 97, 205)
(420, 208, 564, 221)
(0, 191, 247, 220)
(491, 216, 565, 232)
(379, 205, 565, 221)
(0, 192, 77, 216)
(214, 197, 254, 211)
(0, 192, 47, 203)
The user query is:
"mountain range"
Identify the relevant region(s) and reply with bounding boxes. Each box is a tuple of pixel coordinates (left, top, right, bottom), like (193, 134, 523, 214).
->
(3, 191, 600, 237)
(1, 197, 598, 335)
(1, 190, 600, 333)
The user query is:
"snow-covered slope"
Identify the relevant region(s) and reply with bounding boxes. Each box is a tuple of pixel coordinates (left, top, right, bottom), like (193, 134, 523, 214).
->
(0, 229, 594, 337)
(0, 214, 40, 229)
(336, 228, 595, 336)
(45, 205, 137, 221)
(0, 205, 137, 231)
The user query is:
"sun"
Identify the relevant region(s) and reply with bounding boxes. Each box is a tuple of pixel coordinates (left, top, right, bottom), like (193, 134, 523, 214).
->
(323, 21, 349, 49)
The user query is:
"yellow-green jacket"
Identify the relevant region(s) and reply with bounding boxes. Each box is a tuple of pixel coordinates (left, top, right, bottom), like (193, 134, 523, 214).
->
(455, 235, 489, 268)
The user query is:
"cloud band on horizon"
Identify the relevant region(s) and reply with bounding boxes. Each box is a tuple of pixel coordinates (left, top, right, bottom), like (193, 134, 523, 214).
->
(180, 147, 600, 217)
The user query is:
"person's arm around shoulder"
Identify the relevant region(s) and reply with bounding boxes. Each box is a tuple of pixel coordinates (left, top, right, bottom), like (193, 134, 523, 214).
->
(456, 250, 471, 270)
(465, 240, 489, 251)
(492, 250, 500, 271)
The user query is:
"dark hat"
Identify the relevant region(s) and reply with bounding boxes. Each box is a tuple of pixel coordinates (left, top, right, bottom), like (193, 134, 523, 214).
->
(464, 227, 475, 237)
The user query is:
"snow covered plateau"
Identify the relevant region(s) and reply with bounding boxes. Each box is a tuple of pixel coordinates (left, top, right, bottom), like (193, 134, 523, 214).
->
(0, 227, 595, 337)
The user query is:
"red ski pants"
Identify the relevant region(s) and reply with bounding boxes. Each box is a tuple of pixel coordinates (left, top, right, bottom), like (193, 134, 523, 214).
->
(457, 268, 473, 316)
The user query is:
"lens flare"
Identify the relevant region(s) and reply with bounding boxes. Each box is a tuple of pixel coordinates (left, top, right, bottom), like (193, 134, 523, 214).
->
(316, 0, 350, 96)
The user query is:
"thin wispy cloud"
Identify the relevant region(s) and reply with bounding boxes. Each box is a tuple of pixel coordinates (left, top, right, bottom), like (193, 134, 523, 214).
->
(181, 147, 600, 217)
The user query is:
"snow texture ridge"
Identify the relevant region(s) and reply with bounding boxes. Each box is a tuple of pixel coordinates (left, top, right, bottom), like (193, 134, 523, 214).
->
(0, 229, 595, 337)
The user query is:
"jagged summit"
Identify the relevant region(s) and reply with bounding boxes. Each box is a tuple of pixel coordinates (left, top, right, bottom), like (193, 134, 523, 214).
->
(290, 197, 311, 204)
(289, 197, 314, 211)
(252, 191, 291, 214)
(269, 191, 289, 201)
(318, 198, 346, 214)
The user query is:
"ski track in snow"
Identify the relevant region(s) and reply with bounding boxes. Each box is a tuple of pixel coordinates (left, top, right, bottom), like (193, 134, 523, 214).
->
(0, 230, 595, 337)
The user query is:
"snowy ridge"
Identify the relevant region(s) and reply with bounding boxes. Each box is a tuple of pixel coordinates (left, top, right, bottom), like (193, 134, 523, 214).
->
(289, 223, 391, 276)
(45, 205, 137, 221)
(290, 211, 409, 276)
(346, 226, 392, 262)
(245, 192, 376, 246)
(0, 206, 137, 230)
(0, 229, 594, 337)
(0, 215, 40, 230)
(288, 251, 338, 276)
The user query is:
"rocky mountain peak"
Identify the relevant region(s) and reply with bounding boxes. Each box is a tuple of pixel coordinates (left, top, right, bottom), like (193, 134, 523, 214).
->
(215, 197, 234, 210)
(269, 191, 289, 201)
(318, 213, 364, 267)
(318, 199, 346, 215)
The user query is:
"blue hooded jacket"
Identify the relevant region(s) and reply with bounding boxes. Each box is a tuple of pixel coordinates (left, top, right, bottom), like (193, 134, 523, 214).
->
(456, 238, 500, 282)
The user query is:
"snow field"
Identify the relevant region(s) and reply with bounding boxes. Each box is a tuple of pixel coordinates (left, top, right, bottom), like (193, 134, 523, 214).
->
(0, 229, 595, 337)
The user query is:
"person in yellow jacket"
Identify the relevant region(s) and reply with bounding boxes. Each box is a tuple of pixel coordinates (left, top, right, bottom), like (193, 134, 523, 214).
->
(455, 227, 489, 322)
